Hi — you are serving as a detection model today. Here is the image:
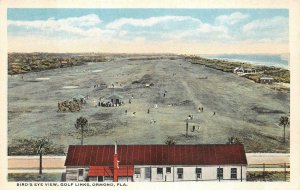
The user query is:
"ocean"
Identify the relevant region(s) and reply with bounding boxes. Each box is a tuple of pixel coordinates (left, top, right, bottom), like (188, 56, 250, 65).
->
(203, 54, 289, 69)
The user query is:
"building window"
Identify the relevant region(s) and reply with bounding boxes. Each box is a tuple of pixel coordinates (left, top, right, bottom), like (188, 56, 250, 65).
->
(145, 167, 151, 179)
(217, 168, 223, 179)
(177, 168, 183, 179)
(195, 168, 202, 179)
(231, 168, 237, 179)
(78, 169, 84, 181)
(157, 167, 163, 175)
(134, 168, 141, 175)
(104, 176, 113, 181)
(166, 167, 171, 173)
(135, 168, 141, 178)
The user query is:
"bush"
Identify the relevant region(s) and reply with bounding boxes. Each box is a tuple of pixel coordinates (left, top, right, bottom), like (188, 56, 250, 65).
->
(164, 136, 176, 145)
(8, 138, 65, 156)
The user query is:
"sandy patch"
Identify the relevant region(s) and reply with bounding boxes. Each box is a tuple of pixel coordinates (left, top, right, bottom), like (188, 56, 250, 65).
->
(35, 77, 50, 81)
(62, 85, 79, 89)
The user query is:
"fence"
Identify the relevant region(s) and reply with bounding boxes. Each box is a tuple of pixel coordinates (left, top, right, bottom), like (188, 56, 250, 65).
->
(247, 163, 290, 182)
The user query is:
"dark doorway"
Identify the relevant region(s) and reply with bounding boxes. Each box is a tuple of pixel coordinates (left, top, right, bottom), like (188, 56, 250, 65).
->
(98, 176, 104, 182)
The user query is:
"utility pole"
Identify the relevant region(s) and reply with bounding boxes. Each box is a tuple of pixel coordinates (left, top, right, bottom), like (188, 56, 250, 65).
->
(186, 120, 189, 138)
(263, 163, 265, 181)
(283, 124, 286, 144)
(39, 151, 43, 175)
(284, 163, 286, 181)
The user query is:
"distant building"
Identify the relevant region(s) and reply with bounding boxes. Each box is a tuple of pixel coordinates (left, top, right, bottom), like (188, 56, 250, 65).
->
(234, 66, 256, 74)
(72, 94, 86, 104)
(260, 76, 274, 84)
(64, 144, 247, 182)
(100, 83, 107, 88)
(244, 68, 256, 74)
(108, 94, 123, 105)
(233, 66, 244, 74)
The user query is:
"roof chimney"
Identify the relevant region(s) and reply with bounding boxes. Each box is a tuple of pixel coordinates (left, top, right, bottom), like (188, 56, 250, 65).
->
(114, 141, 117, 154)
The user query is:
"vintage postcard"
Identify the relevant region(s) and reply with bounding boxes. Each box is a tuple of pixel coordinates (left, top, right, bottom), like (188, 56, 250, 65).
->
(1, 0, 300, 189)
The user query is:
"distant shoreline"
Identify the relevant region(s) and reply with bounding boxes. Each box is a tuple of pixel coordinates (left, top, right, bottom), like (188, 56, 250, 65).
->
(202, 54, 289, 70)
(185, 55, 290, 91)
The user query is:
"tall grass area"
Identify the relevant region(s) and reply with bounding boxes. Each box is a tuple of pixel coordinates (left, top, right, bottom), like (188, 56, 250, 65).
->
(247, 171, 289, 182)
(8, 53, 108, 75)
(8, 173, 62, 182)
(186, 55, 290, 83)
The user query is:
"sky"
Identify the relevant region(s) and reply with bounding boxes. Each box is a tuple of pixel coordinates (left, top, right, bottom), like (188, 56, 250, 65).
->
(7, 9, 289, 54)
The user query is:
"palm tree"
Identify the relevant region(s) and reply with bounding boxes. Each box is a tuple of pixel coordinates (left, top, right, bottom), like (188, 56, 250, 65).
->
(279, 116, 290, 143)
(75, 117, 88, 145)
(34, 138, 51, 175)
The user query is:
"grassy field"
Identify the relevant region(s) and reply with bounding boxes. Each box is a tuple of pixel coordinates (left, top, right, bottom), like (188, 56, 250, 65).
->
(8, 173, 62, 182)
(8, 54, 290, 155)
(247, 171, 290, 182)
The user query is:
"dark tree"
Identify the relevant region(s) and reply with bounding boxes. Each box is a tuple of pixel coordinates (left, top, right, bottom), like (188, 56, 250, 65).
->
(279, 116, 289, 143)
(75, 117, 88, 145)
(164, 136, 176, 145)
(226, 137, 241, 144)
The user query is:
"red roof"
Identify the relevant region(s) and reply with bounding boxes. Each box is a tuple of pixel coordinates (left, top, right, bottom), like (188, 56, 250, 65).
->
(65, 144, 247, 166)
(88, 165, 134, 177)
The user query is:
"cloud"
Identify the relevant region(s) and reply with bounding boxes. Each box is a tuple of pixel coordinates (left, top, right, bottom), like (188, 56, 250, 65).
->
(106, 16, 200, 29)
(105, 15, 232, 43)
(7, 13, 288, 54)
(242, 16, 288, 42)
(8, 14, 106, 37)
(165, 23, 232, 43)
(216, 12, 249, 25)
(8, 34, 288, 54)
(242, 16, 288, 33)
(197, 23, 228, 33)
